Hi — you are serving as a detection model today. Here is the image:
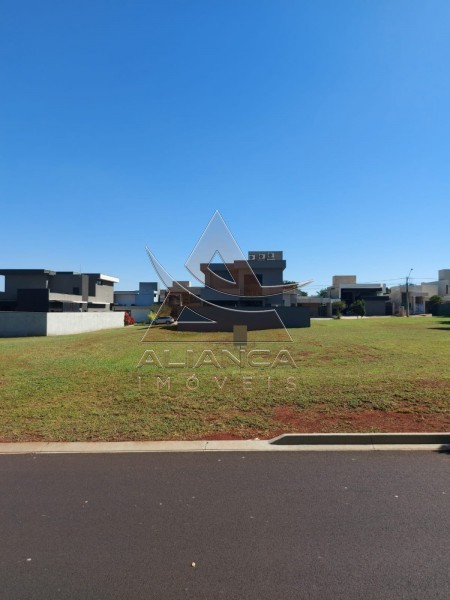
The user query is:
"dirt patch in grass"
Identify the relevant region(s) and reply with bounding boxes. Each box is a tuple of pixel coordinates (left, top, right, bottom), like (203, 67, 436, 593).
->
(270, 406, 450, 435)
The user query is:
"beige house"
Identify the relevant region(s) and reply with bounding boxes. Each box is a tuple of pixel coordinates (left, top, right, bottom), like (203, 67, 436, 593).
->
(389, 269, 450, 315)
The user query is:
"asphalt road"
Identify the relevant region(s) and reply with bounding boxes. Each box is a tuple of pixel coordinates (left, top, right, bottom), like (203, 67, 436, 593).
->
(0, 451, 449, 600)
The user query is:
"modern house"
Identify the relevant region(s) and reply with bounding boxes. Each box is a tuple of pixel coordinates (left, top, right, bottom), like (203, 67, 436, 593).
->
(198, 251, 288, 308)
(286, 275, 390, 318)
(0, 269, 122, 337)
(328, 275, 390, 316)
(114, 282, 160, 323)
(389, 269, 450, 315)
(163, 251, 310, 330)
(0, 269, 118, 312)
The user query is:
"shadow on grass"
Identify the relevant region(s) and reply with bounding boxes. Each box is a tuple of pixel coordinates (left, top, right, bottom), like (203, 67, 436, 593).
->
(429, 320, 450, 331)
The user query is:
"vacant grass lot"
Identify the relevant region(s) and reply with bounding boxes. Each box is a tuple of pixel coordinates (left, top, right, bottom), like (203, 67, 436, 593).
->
(0, 317, 449, 441)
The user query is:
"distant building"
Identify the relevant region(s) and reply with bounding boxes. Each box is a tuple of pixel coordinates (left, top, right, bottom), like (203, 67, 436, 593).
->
(0, 269, 122, 337)
(292, 295, 338, 318)
(437, 269, 450, 301)
(114, 282, 160, 323)
(0, 269, 118, 312)
(164, 251, 310, 330)
(389, 269, 450, 315)
(198, 251, 287, 308)
(329, 275, 390, 316)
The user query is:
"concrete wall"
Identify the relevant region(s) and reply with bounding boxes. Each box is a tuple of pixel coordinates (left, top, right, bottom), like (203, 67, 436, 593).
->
(0, 312, 47, 337)
(46, 312, 123, 335)
(177, 305, 310, 331)
(0, 311, 124, 337)
(436, 303, 450, 317)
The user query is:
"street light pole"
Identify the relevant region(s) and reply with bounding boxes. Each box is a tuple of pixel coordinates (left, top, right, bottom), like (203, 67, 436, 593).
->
(406, 268, 413, 317)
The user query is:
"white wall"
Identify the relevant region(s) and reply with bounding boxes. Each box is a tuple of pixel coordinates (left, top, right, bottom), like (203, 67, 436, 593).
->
(46, 312, 124, 335)
(0, 311, 124, 337)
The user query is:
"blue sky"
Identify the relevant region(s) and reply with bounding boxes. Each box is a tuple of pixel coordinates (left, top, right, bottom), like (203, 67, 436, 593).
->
(1, 1, 449, 293)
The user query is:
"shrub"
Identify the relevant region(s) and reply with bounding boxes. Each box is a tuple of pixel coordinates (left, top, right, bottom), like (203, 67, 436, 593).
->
(124, 311, 135, 326)
(333, 300, 346, 318)
(349, 299, 366, 317)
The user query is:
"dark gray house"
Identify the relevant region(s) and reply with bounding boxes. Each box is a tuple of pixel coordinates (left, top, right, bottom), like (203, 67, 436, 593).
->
(0, 269, 119, 312)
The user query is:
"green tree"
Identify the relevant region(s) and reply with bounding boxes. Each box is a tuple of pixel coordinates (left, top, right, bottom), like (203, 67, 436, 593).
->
(333, 300, 346, 318)
(349, 299, 366, 317)
(428, 295, 442, 316)
(317, 288, 329, 298)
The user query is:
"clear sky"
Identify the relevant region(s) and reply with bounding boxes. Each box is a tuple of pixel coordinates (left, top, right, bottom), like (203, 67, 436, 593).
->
(1, 1, 449, 293)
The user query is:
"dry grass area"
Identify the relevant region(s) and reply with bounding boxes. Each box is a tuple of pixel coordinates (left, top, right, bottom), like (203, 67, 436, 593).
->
(0, 317, 449, 441)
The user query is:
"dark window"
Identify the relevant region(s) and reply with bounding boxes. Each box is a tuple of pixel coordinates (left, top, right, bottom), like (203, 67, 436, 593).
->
(73, 287, 80, 295)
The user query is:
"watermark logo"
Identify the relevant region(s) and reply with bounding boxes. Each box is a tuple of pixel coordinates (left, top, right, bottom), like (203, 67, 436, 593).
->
(137, 211, 311, 389)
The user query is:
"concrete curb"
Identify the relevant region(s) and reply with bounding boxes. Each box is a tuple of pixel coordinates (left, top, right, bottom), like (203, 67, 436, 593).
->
(0, 433, 449, 454)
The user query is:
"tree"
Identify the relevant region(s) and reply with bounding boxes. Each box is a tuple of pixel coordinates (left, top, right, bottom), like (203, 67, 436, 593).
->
(317, 288, 329, 298)
(349, 299, 366, 317)
(332, 300, 346, 318)
(283, 281, 307, 296)
(428, 295, 442, 316)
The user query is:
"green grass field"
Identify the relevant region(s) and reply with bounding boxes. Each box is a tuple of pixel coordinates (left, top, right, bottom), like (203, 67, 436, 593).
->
(0, 317, 449, 441)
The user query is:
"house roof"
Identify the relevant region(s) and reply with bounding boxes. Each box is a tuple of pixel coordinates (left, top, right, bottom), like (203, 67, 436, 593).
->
(87, 273, 120, 283)
(0, 269, 56, 276)
(0, 269, 119, 283)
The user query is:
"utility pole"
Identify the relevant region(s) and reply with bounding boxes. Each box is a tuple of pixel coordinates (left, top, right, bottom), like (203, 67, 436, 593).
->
(405, 268, 413, 317)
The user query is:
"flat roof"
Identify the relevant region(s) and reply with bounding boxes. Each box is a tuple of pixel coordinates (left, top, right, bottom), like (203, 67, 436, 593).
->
(0, 270, 119, 283)
(0, 269, 56, 276)
(85, 273, 120, 283)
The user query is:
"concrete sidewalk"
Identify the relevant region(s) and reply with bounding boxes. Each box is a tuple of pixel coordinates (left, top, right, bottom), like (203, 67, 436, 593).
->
(0, 433, 449, 454)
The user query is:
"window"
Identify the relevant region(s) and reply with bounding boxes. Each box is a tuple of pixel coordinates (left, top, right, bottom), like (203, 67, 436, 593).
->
(0, 275, 4, 292)
(73, 287, 80, 295)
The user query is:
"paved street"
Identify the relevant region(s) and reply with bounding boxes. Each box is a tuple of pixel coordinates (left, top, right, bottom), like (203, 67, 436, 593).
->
(0, 451, 449, 599)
